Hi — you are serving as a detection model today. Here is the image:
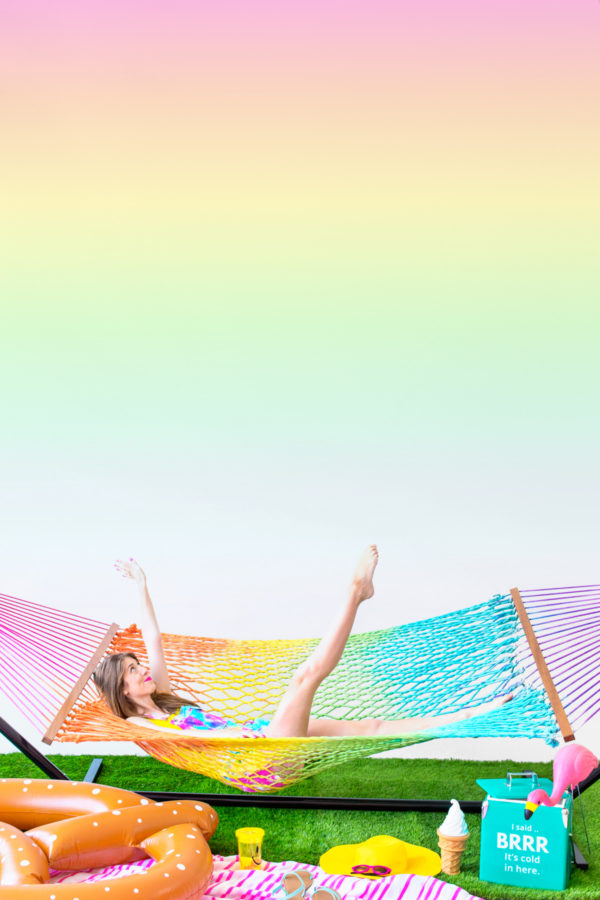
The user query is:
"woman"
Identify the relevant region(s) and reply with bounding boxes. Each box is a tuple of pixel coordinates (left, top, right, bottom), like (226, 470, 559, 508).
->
(94, 546, 510, 737)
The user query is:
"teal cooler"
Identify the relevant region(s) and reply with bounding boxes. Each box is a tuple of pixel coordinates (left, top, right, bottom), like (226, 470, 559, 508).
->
(477, 772, 572, 891)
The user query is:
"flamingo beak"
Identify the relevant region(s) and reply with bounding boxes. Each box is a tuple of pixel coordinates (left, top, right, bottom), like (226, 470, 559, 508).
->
(524, 801, 538, 820)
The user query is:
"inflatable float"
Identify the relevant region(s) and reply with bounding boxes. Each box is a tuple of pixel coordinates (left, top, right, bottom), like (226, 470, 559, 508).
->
(0, 778, 217, 898)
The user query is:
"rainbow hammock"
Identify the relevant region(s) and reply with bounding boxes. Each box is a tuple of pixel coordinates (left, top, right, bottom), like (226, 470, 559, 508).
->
(1, 586, 599, 792)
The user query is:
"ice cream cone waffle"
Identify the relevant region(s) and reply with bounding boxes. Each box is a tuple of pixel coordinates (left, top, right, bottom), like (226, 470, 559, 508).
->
(436, 829, 469, 874)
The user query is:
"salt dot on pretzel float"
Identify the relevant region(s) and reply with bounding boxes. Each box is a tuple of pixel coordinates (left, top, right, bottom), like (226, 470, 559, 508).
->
(47, 784, 54, 789)
(177, 863, 186, 870)
(139, 799, 149, 805)
(92, 788, 101, 795)
(20, 858, 30, 865)
(112, 810, 121, 815)
(186, 834, 196, 839)
(24, 780, 31, 785)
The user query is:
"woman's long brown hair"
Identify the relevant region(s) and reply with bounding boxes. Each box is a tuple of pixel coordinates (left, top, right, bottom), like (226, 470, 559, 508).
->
(93, 652, 190, 719)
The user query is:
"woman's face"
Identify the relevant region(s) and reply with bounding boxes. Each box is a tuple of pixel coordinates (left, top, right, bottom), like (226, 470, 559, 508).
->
(121, 656, 155, 704)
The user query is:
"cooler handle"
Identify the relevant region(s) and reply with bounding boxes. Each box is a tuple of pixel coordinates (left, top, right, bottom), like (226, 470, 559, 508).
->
(505, 771, 539, 789)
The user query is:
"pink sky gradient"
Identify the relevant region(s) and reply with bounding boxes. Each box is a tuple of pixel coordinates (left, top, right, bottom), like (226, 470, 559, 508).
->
(3, 2, 600, 65)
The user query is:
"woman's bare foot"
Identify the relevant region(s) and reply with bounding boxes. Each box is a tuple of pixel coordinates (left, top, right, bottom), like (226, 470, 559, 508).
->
(431, 692, 513, 727)
(351, 544, 379, 603)
(374, 692, 515, 736)
(439, 692, 515, 726)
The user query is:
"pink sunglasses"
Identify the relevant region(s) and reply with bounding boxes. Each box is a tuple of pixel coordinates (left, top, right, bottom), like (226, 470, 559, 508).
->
(351, 864, 392, 877)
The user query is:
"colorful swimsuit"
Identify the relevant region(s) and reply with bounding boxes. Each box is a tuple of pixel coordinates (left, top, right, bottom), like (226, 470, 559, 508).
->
(148, 705, 270, 737)
(148, 706, 285, 790)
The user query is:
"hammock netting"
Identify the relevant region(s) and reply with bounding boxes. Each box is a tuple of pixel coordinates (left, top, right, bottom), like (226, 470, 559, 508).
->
(1, 585, 599, 792)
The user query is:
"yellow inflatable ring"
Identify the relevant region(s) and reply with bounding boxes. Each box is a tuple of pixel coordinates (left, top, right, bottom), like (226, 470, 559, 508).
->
(0, 778, 218, 899)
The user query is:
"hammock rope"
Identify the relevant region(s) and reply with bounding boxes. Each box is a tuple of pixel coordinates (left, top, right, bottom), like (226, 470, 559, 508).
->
(1, 585, 598, 792)
(518, 585, 600, 728)
(0, 592, 115, 738)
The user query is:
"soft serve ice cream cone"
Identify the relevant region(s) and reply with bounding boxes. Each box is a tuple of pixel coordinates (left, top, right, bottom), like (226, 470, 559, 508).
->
(437, 799, 469, 874)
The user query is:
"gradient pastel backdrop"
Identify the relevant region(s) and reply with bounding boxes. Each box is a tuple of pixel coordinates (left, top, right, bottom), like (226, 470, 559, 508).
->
(1, 1, 599, 757)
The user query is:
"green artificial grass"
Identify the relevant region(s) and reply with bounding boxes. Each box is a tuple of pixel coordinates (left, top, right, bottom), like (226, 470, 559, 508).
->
(0, 753, 597, 900)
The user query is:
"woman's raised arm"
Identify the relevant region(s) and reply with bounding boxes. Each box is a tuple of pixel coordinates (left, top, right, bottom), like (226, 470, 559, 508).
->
(114, 558, 172, 693)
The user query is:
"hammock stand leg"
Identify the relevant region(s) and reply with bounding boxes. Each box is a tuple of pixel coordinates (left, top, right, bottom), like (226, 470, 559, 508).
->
(0, 715, 69, 780)
(0, 716, 102, 784)
(573, 842, 589, 870)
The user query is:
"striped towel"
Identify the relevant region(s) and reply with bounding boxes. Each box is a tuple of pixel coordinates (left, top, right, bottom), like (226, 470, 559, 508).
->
(51, 854, 484, 900)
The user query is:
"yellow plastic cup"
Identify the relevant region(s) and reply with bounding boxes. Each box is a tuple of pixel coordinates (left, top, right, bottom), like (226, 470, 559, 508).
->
(236, 827, 265, 869)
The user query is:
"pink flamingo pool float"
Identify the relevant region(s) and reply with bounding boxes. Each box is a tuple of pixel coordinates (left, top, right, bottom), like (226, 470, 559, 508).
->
(524, 742, 598, 819)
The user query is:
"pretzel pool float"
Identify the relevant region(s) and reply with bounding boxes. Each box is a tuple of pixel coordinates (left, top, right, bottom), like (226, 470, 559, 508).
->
(0, 779, 217, 899)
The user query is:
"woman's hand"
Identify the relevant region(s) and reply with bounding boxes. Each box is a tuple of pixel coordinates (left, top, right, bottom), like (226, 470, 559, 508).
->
(114, 558, 147, 589)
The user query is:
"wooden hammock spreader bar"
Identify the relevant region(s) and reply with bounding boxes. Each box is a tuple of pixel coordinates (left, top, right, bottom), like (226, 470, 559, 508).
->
(42, 622, 121, 745)
(510, 587, 575, 743)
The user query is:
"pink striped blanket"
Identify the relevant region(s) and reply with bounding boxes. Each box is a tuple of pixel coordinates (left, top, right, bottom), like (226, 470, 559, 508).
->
(51, 854, 484, 900)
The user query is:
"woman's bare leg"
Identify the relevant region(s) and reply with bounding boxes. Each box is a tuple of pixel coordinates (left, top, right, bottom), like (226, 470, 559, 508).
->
(306, 693, 513, 737)
(266, 546, 378, 739)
